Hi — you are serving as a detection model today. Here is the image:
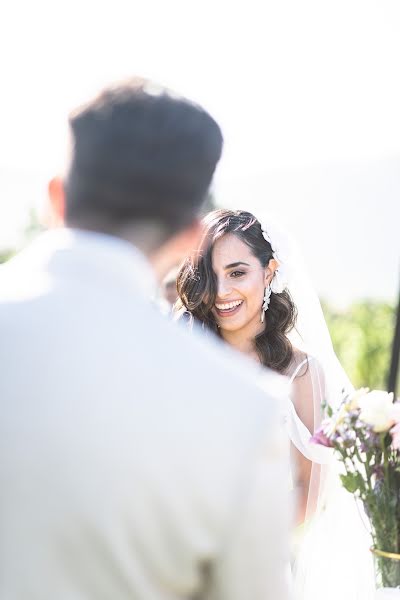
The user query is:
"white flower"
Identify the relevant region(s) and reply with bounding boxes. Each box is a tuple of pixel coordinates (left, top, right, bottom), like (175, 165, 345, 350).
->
(359, 390, 395, 432)
(261, 224, 289, 292)
(271, 266, 288, 293)
(261, 228, 273, 246)
(346, 387, 370, 411)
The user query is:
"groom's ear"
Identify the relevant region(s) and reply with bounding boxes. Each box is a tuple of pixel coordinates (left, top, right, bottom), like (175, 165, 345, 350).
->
(47, 176, 65, 228)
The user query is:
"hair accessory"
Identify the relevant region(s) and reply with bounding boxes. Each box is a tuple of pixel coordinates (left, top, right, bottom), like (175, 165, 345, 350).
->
(261, 284, 272, 322)
(260, 222, 289, 293)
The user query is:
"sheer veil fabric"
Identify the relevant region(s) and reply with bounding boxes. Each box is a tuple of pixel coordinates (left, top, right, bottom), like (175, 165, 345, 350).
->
(262, 218, 375, 599)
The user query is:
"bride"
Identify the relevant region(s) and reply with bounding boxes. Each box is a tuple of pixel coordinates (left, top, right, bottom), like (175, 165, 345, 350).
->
(175, 208, 375, 599)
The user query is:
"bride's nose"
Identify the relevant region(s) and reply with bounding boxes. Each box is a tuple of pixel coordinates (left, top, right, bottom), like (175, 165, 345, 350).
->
(216, 276, 232, 298)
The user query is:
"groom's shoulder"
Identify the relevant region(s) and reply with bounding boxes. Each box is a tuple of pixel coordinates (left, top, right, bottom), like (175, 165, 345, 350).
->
(148, 320, 288, 472)
(162, 317, 288, 418)
(0, 236, 48, 302)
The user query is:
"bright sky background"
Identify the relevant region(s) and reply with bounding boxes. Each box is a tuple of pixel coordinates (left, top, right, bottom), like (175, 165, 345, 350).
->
(1, 0, 399, 304)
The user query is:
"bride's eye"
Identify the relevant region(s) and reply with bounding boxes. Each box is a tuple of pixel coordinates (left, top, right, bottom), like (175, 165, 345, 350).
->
(230, 270, 245, 278)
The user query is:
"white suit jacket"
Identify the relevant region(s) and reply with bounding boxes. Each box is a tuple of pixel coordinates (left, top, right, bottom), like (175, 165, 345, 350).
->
(0, 229, 290, 600)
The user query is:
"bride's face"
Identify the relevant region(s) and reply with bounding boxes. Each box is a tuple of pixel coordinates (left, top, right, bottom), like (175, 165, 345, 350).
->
(211, 233, 268, 334)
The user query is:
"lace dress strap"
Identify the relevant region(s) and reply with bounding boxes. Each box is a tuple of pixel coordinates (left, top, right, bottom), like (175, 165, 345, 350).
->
(289, 356, 314, 384)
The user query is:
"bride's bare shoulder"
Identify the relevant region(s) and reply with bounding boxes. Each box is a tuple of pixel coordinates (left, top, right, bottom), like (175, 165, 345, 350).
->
(285, 347, 309, 379)
(286, 347, 324, 381)
(286, 348, 326, 390)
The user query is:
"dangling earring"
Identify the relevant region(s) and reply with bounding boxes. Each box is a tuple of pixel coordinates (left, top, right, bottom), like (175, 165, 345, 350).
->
(261, 284, 272, 323)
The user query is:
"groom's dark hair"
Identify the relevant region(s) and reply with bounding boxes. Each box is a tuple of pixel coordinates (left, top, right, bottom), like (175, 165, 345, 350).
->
(64, 78, 223, 242)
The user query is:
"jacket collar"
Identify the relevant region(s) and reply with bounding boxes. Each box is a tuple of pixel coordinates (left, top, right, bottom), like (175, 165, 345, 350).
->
(15, 228, 158, 300)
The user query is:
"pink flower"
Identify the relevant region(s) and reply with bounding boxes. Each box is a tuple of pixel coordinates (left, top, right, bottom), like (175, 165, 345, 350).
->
(310, 427, 334, 448)
(390, 422, 400, 450)
(391, 402, 400, 424)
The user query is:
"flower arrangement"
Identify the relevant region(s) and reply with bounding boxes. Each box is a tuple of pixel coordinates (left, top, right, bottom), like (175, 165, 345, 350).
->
(311, 389, 400, 589)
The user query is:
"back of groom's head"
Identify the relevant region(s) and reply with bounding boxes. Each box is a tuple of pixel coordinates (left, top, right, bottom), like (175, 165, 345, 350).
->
(64, 78, 223, 244)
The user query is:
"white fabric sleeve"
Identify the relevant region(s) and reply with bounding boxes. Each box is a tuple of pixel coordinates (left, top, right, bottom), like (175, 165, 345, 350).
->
(206, 431, 292, 600)
(288, 356, 334, 521)
(286, 357, 332, 465)
(285, 401, 332, 465)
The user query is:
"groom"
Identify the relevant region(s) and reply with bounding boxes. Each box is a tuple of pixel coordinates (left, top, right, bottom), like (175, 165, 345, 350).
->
(0, 79, 290, 599)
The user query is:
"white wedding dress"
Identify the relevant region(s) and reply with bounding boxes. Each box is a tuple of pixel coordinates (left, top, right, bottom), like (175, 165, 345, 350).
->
(257, 216, 378, 599)
(286, 356, 376, 600)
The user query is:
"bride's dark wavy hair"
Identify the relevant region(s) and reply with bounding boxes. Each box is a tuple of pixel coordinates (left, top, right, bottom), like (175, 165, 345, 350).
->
(176, 209, 298, 373)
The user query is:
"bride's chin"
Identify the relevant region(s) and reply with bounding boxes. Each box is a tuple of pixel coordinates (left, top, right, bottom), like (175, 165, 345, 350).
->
(218, 321, 241, 333)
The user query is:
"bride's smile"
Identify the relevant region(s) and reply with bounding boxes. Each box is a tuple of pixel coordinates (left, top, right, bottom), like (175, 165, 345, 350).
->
(214, 299, 243, 316)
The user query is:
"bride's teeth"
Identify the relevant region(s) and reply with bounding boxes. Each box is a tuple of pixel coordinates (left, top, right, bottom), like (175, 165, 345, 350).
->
(215, 300, 242, 310)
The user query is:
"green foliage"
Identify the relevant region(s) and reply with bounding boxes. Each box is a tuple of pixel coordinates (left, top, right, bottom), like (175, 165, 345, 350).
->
(340, 471, 360, 493)
(0, 209, 43, 265)
(0, 249, 14, 264)
(322, 300, 396, 392)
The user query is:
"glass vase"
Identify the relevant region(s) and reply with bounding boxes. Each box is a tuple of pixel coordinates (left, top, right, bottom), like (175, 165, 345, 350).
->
(371, 547, 400, 598)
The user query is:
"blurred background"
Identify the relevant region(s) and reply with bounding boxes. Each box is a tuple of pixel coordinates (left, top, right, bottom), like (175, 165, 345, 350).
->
(1, 0, 399, 390)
